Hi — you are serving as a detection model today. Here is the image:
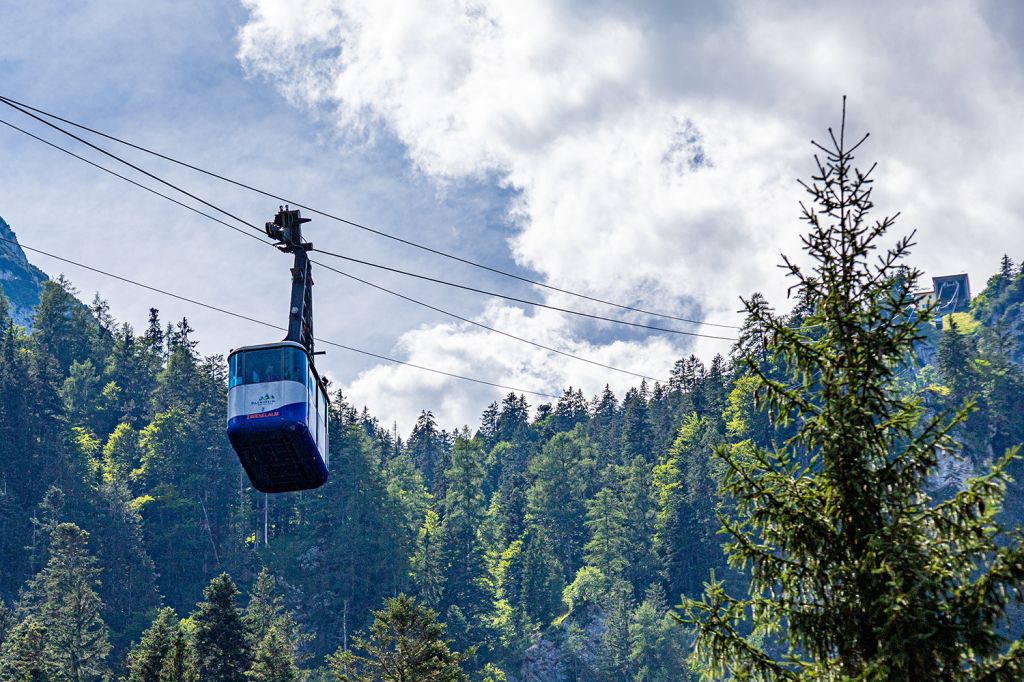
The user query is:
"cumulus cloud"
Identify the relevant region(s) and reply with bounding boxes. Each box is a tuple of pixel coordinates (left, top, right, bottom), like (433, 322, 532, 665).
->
(238, 0, 1024, 429)
(344, 303, 683, 429)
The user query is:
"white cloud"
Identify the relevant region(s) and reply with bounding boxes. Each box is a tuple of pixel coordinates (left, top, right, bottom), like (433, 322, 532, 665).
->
(238, 0, 1024, 430)
(344, 302, 682, 429)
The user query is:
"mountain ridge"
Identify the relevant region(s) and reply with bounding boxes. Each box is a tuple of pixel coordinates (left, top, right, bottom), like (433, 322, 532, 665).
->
(0, 214, 47, 327)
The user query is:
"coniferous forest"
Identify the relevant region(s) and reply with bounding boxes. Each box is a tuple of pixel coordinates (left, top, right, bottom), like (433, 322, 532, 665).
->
(2, 124, 1024, 680)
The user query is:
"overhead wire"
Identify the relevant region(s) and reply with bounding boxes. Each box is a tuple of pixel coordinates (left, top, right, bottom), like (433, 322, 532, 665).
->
(0, 118, 271, 247)
(0, 96, 265, 238)
(0, 235, 561, 399)
(0, 109, 737, 344)
(0, 116, 680, 381)
(310, 258, 670, 383)
(313, 247, 738, 341)
(0, 93, 741, 330)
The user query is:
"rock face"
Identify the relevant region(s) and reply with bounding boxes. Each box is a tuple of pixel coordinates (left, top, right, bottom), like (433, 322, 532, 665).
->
(0, 215, 47, 327)
(520, 606, 606, 682)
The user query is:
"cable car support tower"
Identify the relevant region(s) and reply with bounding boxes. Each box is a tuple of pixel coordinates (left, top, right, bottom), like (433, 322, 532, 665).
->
(266, 206, 316, 355)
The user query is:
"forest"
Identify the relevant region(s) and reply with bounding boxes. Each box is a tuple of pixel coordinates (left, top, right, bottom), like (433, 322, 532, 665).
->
(2, 132, 1024, 681)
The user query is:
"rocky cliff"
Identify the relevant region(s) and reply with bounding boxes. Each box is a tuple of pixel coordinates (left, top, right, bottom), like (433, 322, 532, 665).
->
(0, 215, 47, 327)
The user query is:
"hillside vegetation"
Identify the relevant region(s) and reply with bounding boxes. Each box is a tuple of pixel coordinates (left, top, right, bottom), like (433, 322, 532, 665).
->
(0, 251, 1022, 679)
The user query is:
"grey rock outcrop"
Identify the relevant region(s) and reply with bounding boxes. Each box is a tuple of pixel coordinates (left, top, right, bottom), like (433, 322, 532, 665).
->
(520, 605, 606, 682)
(0, 215, 47, 327)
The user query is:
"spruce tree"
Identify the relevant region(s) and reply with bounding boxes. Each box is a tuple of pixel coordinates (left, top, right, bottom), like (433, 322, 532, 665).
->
(327, 594, 469, 682)
(439, 438, 489, 613)
(410, 509, 446, 609)
(243, 568, 283, 647)
(620, 383, 653, 462)
(0, 600, 13, 648)
(627, 584, 689, 682)
(191, 573, 250, 681)
(0, 618, 50, 682)
(999, 253, 1015, 286)
(408, 410, 444, 491)
(682, 103, 1024, 679)
(159, 624, 198, 682)
(125, 607, 178, 682)
(246, 620, 301, 682)
(583, 488, 628, 583)
(619, 457, 659, 597)
(518, 528, 565, 627)
(18, 522, 110, 681)
(553, 387, 589, 434)
(597, 580, 633, 681)
(525, 429, 593, 580)
(652, 414, 724, 602)
(243, 567, 309, 670)
(937, 320, 990, 460)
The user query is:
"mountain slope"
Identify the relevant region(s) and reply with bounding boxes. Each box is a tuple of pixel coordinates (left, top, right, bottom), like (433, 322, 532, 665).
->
(0, 215, 47, 327)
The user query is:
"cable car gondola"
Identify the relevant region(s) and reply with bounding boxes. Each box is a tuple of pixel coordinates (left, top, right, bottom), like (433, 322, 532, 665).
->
(227, 208, 330, 493)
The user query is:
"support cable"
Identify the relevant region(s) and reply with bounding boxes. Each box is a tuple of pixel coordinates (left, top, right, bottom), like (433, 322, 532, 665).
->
(311, 258, 670, 383)
(312, 248, 737, 341)
(0, 235, 561, 399)
(0, 119, 270, 246)
(0, 118, 696, 376)
(0, 96, 264, 237)
(0, 93, 740, 329)
(0, 113, 737, 343)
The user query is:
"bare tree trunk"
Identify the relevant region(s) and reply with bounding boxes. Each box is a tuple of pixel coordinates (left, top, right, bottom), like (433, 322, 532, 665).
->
(342, 599, 349, 652)
(200, 497, 221, 566)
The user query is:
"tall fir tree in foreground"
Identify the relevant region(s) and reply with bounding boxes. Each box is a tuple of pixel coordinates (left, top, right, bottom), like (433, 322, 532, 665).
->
(682, 102, 1024, 679)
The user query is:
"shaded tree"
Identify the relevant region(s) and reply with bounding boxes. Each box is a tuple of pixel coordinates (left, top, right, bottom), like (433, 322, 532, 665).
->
(125, 606, 178, 682)
(328, 594, 469, 682)
(191, 573, 250, 681)
(17, 523, 110, 681)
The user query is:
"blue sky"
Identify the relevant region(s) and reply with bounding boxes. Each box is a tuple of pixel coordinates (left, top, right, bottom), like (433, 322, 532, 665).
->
(2, 0, 1022, 430)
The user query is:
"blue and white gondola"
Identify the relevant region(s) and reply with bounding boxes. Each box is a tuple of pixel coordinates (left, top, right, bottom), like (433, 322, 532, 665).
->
(227, 341, 329, 493)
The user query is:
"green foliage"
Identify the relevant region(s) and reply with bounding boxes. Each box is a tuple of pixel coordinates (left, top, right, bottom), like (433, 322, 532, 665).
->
(439, 438, 490, 631)
(517, 528, 565, 628)
(562, 566, 607, 616)
(411, 509, 446, 609)
(243, 568, 284, 647)
(583, 488, 628, 582)
(14, 523, 110, 680)
(681, 107, 1024, 680)
(288, 412, 412, 658)
(125, 606, 178, 682)
(526, 429, 593, 580)
(327, 594, 469, 682)
(247, 620, 301, 682)
(653, 413, 726, 602)
(627, 585, 690, 682)
(243, 567, 310, 672)
(408, 410, 447, 493)
(0, 601, 13, 649)
(191, 573, 250, 681)
(0, 617, 50, 682)
(596, 580, 633, 680)
(477, 662, 508, 682)
(159, 624, 198, 682)
(2, 207, 1024, 679)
